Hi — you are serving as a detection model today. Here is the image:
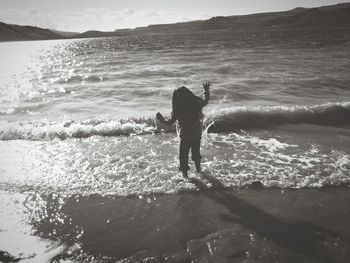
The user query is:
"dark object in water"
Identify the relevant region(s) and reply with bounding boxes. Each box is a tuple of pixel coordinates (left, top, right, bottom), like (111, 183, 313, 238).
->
(250, 181, 264, 189)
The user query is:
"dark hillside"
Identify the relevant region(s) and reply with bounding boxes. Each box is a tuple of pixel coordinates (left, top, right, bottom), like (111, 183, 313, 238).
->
(0, 22, 63, 41)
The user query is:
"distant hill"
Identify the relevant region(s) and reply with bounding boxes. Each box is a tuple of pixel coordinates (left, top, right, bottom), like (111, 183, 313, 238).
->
(80, 3, 350, 38)
(155, 2, 350, 32)
(76, 30, 119, 38)
(1, 3, 350, 42)
(50, 29, 79, 37)
(0, 22, 64, 41)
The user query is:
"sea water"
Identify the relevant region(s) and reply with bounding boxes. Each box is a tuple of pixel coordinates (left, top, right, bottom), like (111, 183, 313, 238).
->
(0, 30, 350, 262)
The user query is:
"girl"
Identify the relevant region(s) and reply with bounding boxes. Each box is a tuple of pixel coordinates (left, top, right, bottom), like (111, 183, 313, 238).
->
(156, 81, 210, 178)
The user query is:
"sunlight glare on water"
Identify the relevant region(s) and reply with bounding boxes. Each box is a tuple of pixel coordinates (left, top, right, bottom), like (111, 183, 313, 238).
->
(0, 30, 350, 262)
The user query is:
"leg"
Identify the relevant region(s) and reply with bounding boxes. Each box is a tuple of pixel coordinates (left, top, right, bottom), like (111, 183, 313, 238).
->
(179, 139, 191, 177)
(191, 137, 202, 172)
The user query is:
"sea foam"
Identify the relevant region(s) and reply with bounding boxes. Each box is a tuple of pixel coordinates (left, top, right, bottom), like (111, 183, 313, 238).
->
(0, 102, 349, 141)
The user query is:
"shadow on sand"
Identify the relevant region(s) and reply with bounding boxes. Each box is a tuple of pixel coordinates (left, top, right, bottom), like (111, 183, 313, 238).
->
(189, 172, 349, 263)
(27, 172, 350, 262)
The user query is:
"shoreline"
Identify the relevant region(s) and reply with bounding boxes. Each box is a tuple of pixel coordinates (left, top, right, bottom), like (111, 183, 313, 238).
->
(1, 173, 350, 262)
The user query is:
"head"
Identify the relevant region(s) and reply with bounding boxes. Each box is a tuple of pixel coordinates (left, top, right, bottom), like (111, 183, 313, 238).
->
(172, 86, 202, 124)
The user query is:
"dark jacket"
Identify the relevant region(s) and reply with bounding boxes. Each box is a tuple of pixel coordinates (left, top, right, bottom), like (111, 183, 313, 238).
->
(160, 88, 209, 138)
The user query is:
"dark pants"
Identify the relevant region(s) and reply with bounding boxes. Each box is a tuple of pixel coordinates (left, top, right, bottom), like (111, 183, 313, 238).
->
(179, 137, 202, 171)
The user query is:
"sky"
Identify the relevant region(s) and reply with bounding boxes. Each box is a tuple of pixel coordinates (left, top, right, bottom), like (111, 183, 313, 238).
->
(0, 0, 349, 32)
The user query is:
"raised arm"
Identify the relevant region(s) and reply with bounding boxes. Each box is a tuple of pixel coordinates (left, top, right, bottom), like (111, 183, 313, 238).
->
(201, 81, 210, 107)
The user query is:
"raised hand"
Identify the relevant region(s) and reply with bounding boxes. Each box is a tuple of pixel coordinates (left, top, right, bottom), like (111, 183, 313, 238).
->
(202, 80, 211, 90)
(156, 112, 163, 120)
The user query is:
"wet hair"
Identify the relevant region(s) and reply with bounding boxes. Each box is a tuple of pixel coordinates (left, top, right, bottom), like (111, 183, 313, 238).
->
(172, 86, 203, 125)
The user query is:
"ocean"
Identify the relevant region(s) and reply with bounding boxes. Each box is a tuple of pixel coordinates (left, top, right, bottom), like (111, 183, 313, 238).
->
(0, 30, 350, 262)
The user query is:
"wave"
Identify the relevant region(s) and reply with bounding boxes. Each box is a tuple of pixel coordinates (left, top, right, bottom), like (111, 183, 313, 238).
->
(0, 108, 16, 115)
(0, 102, 349, 140)
(54, 74, 107, 84)
(0, 117, 158, 140)
(205, 102, 350, 132)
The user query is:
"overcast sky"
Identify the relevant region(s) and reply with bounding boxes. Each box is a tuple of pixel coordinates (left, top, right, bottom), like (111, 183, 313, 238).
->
(0, 0, 348, 32)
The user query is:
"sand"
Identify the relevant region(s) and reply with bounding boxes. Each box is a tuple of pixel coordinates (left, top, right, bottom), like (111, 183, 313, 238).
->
(1, 172, 350, 263)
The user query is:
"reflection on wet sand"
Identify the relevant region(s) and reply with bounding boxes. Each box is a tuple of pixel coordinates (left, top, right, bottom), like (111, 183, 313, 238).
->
(26, 173, 350, 262)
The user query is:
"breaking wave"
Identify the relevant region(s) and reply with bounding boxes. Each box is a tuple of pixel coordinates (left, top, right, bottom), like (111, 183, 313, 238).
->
(0, 117, 157, 140)
(0, 102, 349, 140)
(206, 102, 350, 132)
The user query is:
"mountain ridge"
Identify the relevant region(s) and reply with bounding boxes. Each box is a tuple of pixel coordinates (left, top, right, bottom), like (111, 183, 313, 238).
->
(0, 22, 63, 41)
(1, 2, 350, 42)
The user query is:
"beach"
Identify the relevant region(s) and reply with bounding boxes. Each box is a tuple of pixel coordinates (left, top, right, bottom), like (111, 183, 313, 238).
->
(1, 184, 350, 262)
(0, 29, 350, 262)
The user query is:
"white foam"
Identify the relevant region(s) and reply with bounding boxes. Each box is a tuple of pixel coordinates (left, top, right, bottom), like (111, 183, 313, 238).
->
(1, 131, 349, 197)
(0, 119, 155, 140)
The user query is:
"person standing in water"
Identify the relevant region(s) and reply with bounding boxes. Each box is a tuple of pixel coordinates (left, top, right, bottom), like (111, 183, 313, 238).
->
(156, 81, 210, 178)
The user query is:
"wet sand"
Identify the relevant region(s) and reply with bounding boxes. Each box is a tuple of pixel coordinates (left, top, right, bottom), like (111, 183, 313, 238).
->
(1, 172, 350, 262)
